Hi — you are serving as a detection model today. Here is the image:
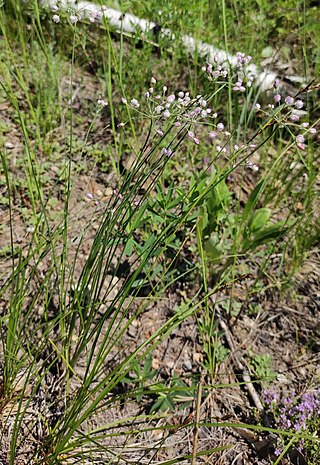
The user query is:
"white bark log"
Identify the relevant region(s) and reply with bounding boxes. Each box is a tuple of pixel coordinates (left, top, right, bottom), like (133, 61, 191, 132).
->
(40, 0, 279, 91)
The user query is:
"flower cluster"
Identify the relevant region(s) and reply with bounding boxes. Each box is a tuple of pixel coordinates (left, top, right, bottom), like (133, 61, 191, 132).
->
(262, 388, 320, 457)
(120, 77, 225, 151)
(253, 82, 317, 151)
(202, 62, 228, 80)
(202, 51, 255, 93)
(236, 51, 252, 67)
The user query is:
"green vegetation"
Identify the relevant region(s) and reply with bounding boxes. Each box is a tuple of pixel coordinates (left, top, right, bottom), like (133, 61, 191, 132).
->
(0, 0, 319, 463)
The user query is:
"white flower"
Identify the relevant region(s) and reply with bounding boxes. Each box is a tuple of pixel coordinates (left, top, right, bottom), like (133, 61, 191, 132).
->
(130, 99, 140, 108)
(97, 98, 108, 107)
(52, 14, 60, 23)
(70, 15, 79, 24)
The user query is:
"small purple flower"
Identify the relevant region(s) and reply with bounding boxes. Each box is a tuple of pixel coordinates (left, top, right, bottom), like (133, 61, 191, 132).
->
(161, 148, 174, 157)
(86, 193, 94, 200)
(261, 389, 279, 405)
(216, 145, 226, 153)
(52, 14, 60, 23)
(167, 94, 175, 104)
(162, 109, 170, 119)
(130, 99, 140, 108)
(192, 107, 202, 116)
(296, 134, 305, 144)
(290, 113, 300, 122)
(295, 99, 304, 109)
(70, 15, 79, 24)
(93, 11, 103, 22)
(217, 123, 224, 131)
(274, 94, 281, 103)
(209, 131, 216, 139)
(309, 127, 317, 135)
(285, 96, 294, 105)
(274, 448, 282, 457)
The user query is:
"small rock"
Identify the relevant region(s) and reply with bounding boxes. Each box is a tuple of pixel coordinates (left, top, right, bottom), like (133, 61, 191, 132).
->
(183, 359, 192, 371)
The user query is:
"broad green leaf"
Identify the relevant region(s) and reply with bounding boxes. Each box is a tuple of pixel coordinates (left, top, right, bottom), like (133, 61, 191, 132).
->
(249, 221, 289, 249)
(204, 233, 223, 261)
(249, 208, 271, 232)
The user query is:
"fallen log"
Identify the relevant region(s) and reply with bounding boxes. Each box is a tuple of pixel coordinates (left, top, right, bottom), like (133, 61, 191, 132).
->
(39, 0, 283, 91)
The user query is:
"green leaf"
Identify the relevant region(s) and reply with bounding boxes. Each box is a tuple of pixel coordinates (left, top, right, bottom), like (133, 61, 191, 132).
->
(249, 208, 271, 232)
(242, 179, 265, 223)
(197, 206, 209, 236)
(204, 233, 223, 261)
(249, 221, 290, 249)
(123, 236, 134, 256)
(261, 46, 274, 58)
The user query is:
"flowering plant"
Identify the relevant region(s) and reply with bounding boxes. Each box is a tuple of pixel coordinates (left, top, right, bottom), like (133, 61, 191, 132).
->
(262, 388, 320, 462)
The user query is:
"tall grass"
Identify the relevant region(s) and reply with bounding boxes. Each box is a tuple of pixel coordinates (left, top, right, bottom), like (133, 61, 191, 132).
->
(0, 0, 319, 463)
